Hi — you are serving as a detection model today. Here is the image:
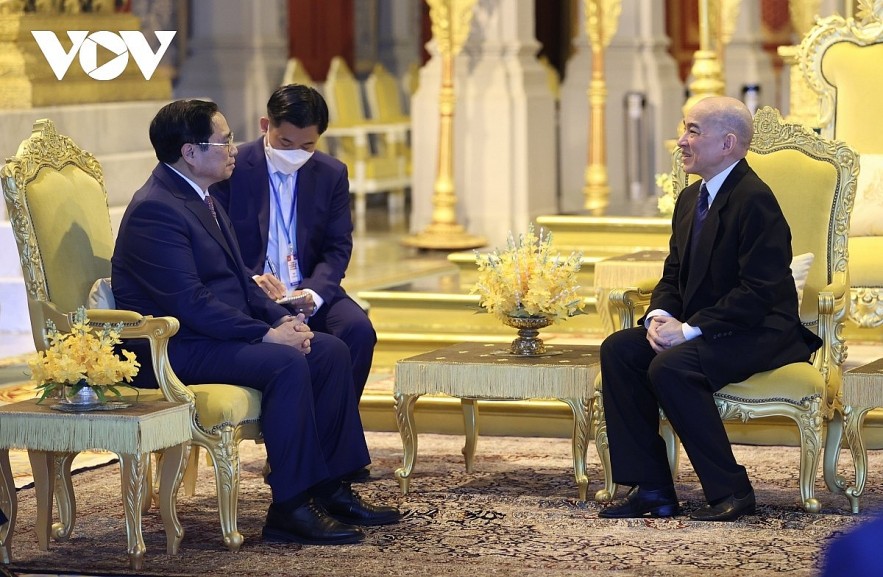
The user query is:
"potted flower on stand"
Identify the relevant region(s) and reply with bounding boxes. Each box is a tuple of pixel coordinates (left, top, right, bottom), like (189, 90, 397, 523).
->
(28, 306, 140, 409)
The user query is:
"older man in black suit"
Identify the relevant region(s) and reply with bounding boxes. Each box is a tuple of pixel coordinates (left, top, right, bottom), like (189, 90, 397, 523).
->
(598, 96, 822, 522)
(112, 99, 399, 545)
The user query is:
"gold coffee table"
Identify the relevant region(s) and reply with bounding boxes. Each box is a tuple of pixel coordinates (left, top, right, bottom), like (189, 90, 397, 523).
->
(394, 342, 609, 501)
(0, 398, 191, 570)
(831, 358, 883, 513)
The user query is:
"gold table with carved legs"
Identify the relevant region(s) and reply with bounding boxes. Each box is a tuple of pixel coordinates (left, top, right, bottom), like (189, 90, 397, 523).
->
(828, 358, 883, 513)
(0, 398, 191, 570)
(394, 342, 608, 501)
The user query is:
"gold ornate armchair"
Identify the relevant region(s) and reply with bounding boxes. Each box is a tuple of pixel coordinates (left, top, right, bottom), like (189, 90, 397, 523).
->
(1, 118, 173, 531)
(796, 1, 883, 329)
(322, 56, 410, 230)
(598, 107, 858, 513)
(1, 119, 260, 551)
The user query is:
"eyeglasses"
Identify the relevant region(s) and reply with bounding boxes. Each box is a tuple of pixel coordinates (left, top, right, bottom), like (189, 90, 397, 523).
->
(195, 133, 235, 150)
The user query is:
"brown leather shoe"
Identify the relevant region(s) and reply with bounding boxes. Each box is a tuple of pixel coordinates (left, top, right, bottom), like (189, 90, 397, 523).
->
(315, 484, 401, 526)
(599, 485, 680, 519)
(262, 501, 364, 545)
(690, 490, 756, 522)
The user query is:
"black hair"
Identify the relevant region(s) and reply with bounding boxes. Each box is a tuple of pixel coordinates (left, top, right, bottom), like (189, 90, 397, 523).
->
(149, 99, 220, 163)
(266, 84, 329, 134)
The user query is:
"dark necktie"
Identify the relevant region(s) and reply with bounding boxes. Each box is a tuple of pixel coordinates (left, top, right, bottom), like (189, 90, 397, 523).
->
(204, 193, 219, 223)
(691, 183, 709, 257)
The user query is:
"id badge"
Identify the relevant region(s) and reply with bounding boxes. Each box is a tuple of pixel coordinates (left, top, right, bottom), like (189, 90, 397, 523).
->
(286, 249, 301, 287)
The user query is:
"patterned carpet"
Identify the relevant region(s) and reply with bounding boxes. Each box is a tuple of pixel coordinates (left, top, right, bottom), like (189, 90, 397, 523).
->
(4, 431, 881, 576)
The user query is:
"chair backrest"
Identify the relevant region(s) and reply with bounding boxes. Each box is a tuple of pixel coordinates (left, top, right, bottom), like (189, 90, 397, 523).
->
(671, 106, 859, 327)
(281, 57, 316, 88)
(1, 119, 113, 349)
(325, 56, 368, 128)
(402, 62, 420, 111)
(797, 6, 883, 242)
(538, 55, 561, 100)
(364, 62, 408, 123)
(797, 5, 883, 154)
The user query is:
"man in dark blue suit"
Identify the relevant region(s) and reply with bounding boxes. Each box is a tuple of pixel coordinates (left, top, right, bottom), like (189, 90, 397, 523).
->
(112, 99, 399, 545)
(598, 96, 822, 522)
(211, 84, 376, 404)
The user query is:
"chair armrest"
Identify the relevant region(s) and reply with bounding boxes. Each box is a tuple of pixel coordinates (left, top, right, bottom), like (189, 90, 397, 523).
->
(323, 120, 409, 139)
(608, 277, 656, 331)
(814, 270, 849, 408)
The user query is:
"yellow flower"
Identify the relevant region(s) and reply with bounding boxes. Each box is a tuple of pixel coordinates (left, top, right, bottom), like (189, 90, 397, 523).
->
(28, 307, 140, 403)
(471, 225, 584, 323)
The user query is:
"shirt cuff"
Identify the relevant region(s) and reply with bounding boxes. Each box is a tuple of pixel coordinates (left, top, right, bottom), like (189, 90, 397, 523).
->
(681, 322, 702, 340)
(302, 289, 324, 312)
(644, 309, 670, 328)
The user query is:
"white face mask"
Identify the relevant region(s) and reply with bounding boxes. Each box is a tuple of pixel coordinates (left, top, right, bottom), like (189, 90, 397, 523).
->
(265, 139, 314, 175)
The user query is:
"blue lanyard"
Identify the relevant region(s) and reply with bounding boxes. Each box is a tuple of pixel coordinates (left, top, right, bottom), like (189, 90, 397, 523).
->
(269, 172, 298, 249)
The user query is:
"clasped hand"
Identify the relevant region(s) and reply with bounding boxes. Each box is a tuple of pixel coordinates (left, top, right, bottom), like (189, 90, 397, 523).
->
(262, 314, 313, 354)
(646, 316, 686, 353)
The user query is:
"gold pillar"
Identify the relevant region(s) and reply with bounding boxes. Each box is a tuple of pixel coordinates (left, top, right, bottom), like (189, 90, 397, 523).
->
(582, 0, 622, 215)
(403, 0, 486, 250)
(682, 0, 726, 115)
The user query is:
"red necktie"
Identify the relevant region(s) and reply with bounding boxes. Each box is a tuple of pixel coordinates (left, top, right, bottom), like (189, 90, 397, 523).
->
(204, 193, 218, 223)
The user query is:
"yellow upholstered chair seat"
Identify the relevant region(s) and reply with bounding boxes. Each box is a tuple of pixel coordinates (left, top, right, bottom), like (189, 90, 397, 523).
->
(336, 151, 401, 180)
(720, 364, 824, 405)
(595, 107, 858, 513)
(797, 9, 883, 328)
(189, 384, 262, 434)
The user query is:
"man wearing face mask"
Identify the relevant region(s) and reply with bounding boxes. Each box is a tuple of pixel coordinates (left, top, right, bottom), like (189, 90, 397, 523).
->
(212, 85, 377, 433)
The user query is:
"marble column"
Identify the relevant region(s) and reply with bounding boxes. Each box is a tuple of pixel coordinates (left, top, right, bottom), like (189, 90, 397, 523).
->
(778, 0, 842, 121)
(174, 0, 289, 141)
(559, 0, 682, 216)
(376, 0, 423, 78)
(409, 0, 557, 248)
(720, 0, 776, 110)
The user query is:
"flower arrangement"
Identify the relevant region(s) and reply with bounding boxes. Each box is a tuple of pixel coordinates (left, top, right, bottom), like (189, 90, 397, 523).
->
(471, 225, 584, 323)
(28, 307, 140, 403)
(656, 172, 676, 216)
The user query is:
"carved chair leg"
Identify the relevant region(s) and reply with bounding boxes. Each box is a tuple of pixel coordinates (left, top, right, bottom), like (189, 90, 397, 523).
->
(659, 419, 680, 478)
(591, 378, 616, 502)
(823, 409, 849, 500)
(205, 435, 243, 552)
(796, 412, 823, 514)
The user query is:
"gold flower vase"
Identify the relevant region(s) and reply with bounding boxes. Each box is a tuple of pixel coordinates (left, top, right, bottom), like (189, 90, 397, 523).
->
(504, 315, 553, 356)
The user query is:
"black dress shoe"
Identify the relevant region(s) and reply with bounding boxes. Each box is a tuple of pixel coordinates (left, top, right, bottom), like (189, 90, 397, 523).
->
(315, 484, 401, 526)
(342, 466, 371, 483)
(598, 485, 680, 519)
(690, 490, 756, 522)
(262, 501, 364, 545)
